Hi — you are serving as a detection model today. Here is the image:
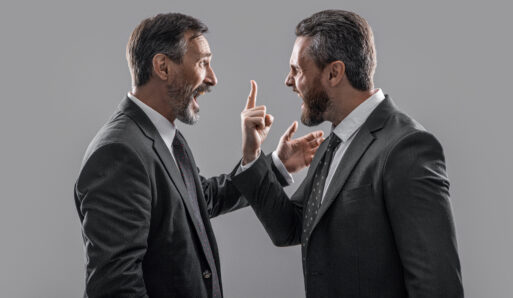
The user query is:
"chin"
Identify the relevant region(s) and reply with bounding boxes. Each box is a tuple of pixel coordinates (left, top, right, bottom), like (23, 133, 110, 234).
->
(301, 108, 324, 127)
(177, 106, 200, 125)
(300, 112, 314, 127)
(178, 115, 199, 125)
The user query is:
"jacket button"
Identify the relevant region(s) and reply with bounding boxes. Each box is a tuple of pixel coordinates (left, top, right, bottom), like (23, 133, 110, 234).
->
(202, 270, 212, 279)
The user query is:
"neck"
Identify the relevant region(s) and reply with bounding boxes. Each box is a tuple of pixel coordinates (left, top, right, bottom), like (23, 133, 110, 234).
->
(327, 87, 376, 127)
(132, 82, 176, 123)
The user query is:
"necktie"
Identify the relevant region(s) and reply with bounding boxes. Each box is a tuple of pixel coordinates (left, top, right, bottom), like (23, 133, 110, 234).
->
(302, 133, 341, 247)
(172, 131, 222, 298)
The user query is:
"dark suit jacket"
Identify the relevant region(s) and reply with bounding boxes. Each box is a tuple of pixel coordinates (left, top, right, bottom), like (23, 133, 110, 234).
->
(75, 97, 251, 298)
(232, 96, 463, 298)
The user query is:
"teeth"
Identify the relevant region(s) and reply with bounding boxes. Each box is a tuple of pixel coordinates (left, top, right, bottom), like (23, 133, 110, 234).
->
(199, 91, 205, 96)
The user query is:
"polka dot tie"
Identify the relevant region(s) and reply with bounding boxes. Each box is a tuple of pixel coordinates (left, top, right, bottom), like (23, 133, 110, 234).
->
(173, 130, 222, 298)
(301, 133, 341, 252)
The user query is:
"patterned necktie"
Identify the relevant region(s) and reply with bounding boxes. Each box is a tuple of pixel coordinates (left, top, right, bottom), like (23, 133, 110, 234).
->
(302, 133, 341, 247)
(172, 131, 222, 298)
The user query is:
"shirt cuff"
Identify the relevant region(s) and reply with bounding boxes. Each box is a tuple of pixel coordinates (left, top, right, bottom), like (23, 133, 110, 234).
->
(237, 151, 261, 174)
(271, 151, 294, 184)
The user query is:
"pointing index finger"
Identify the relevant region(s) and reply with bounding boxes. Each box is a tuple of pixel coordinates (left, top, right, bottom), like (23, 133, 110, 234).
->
(245, 80, 258, 109)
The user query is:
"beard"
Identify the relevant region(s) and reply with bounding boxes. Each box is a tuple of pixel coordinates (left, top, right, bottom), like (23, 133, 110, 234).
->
(300, 80, 330, 127)
(166, 77, 211, 125)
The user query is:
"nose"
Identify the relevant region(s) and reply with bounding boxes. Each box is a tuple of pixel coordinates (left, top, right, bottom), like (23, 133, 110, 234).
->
(284, 71, 294, 87)
(205, 65, 218, 86)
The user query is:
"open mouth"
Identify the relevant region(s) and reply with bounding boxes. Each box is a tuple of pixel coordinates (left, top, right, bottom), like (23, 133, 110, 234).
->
(192, 95, 200, 110)
(192, 85, 209, 99)
(191, 89, 207, 110)
(292, 89, 302, 98)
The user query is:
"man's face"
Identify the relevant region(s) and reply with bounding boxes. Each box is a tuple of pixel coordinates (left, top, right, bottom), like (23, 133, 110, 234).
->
(285, 37, 330, 126)
(167, 33, 217, 125)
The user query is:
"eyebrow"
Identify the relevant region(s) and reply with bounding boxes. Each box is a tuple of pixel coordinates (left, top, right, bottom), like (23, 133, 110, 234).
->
(189, 33, 203, 40)
(195, 53, 212, 61)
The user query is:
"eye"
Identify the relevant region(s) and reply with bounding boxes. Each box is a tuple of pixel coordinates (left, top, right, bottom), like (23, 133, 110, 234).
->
(291, 66, 301, 76)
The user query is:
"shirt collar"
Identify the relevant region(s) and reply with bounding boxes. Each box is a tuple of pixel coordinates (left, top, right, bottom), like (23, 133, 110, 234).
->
(332, 88, 385, 142)
(127, 92, 176, 149)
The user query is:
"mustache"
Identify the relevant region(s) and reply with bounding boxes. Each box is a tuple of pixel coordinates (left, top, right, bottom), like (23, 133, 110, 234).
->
(192, 84, 212, 98)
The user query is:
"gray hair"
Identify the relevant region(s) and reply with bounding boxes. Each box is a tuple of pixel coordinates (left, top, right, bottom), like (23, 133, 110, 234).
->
(296, 10, 377, 91)
(126, 13, 208, 87)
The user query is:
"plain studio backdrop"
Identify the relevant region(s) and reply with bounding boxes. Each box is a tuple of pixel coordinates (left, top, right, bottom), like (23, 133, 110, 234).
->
(0, 0, 511, 297)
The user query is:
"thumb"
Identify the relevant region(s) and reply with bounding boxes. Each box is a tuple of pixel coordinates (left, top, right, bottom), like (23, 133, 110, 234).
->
(263, 113, 274, 135)
(282, 121, 298, 141)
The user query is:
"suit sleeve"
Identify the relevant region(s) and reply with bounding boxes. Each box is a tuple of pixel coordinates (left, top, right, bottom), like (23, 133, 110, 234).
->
(75, 143, 151, 298)
(230, 154, 304, 246)
(201, 153, 291, 218)
(199, 161, 248, 218)
(383, 131, 463, 298)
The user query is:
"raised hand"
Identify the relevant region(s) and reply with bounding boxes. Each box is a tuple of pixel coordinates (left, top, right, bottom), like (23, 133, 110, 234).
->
(276, 121, 324, 173)
(240, 80, 273, 165)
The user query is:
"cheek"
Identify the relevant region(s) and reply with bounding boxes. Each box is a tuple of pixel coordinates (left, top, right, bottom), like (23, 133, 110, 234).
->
(186, 66, 204, 85)
(196, 69, 208, 85)
(296, 76, 308, 92)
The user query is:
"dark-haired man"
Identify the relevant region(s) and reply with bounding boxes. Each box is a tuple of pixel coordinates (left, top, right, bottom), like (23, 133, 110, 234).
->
(74, 13, 323, 298)
(234, 10, 463, 297)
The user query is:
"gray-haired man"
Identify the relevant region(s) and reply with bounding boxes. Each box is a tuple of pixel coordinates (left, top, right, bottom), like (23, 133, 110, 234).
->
(74, 13, 323, 297)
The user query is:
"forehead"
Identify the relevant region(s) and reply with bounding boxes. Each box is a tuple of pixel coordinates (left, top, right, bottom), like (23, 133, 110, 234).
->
(185, 33, 211, 57)
(290, 36, 313, 66)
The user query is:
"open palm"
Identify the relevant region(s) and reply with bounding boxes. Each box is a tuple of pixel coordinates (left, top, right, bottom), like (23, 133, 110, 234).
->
(276, 121, 324, 173)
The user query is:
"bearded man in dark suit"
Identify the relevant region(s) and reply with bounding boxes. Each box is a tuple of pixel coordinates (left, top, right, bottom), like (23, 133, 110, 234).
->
(234, 10, 463, 298)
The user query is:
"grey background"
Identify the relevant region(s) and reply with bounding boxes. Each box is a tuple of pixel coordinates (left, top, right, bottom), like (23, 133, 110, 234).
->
(0, 0, 511, 297)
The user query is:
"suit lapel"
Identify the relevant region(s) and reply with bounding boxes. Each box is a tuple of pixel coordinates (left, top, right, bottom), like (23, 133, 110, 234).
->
(151, 138, 198, 217)
(311, 127, 375, 231)
(119, 97, 205, 238)
(176, 131, 221, 268)
(153, 133, 216, 254)
(309, 96, 397, 232)
(178, 132, 213, 226)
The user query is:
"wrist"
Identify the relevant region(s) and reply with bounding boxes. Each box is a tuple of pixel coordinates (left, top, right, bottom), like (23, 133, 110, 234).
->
(277, 150, 286, 164)
(242, 148, 260, 165)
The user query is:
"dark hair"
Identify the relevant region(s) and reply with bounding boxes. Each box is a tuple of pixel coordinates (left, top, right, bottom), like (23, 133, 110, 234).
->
(126, 13, 208, 87)
(296, 10, 376, 91)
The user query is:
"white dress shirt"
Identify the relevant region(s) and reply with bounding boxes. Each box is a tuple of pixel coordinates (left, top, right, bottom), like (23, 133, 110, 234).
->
(127, 93, 177, 163)
(321, 89, 385, 202)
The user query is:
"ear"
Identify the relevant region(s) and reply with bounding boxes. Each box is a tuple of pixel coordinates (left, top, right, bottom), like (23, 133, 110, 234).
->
(152, 53, 173, 81)
(326, 61, 345, 87)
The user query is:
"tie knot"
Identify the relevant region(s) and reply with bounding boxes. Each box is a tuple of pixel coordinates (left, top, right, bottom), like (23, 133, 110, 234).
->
(327, 133, 341, 149)
(172, 130, 183, 148)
